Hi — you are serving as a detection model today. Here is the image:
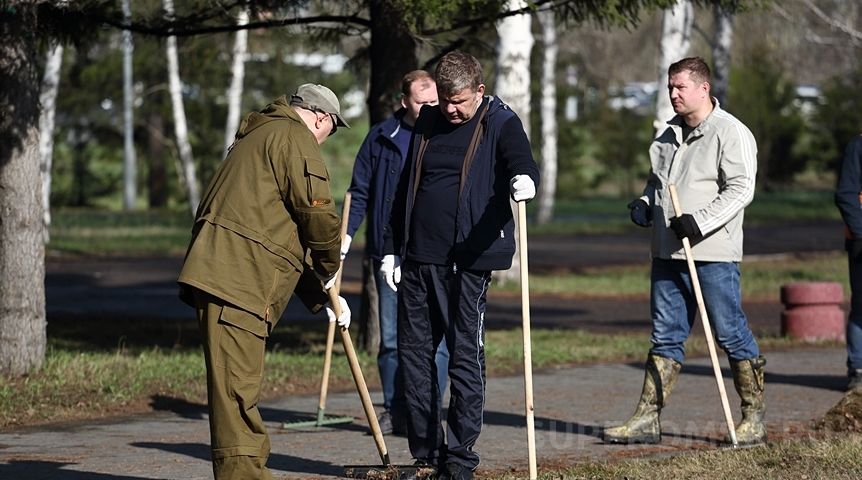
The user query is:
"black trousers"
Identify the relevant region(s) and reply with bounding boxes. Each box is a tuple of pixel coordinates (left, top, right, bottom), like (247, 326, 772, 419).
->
(398, 261, 490, 471)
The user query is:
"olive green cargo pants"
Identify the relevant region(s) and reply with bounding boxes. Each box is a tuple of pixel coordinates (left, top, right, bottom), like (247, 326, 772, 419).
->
(195, 290, 275, 480)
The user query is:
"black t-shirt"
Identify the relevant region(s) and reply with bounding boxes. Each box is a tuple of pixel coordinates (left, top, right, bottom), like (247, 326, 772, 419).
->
(408, 98, 489, 265)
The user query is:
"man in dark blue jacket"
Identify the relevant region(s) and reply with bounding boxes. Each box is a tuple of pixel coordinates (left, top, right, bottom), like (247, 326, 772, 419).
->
(383, 51, 540, 480)
(835, 133, 862, 390)
(344, 70, 450, 434)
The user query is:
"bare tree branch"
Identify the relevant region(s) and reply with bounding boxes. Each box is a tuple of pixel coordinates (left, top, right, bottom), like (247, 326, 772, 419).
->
(799, 0, 862, 46)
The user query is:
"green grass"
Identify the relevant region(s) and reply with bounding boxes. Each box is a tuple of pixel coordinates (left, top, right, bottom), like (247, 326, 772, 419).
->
(485, 434, 862, 479)
(49, 208, 193, 256)
(494, 251, 849, 301)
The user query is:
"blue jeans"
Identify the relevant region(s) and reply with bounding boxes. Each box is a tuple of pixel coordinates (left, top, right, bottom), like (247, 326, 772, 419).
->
(373, 257, 449, 412)
(649, 259, 760, 363)
(846, 242, 862, 371)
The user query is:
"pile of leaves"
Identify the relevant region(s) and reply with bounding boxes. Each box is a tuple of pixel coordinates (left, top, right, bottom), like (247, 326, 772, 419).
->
(818, 388, 862, 433)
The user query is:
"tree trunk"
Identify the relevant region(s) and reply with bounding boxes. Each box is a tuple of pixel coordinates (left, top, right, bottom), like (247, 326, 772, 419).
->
(654, 0, 693, 134)
(148, 112, 168, 208)
(536, 9, 557, 225)
(366, 0, 417, 125)
(712, 4, 733, 107)
(495, 0, 533, 284)
(165, 0, 200, 215)
(0, 11, 47, 376)
(359, 0, 417, 351)
(122, 0, 138, 211)
(222, 7, 249, 161)
(39, 43, 63, 242)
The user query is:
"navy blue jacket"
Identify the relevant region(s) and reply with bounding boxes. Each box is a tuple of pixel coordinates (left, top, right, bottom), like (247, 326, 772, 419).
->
(347, 109, 410, 260)
(386, 96, 540, 271)
(836, 135, 862, 238)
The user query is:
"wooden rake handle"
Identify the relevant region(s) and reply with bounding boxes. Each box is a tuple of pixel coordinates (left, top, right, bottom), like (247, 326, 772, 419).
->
(317, 193, 352, 415)
(517, 201, 538, 479)
(668, 184, 738, 446)
(327, 283, 391, 465)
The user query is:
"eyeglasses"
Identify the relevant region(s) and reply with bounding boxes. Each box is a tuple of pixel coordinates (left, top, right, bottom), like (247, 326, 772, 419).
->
(316, 111, 337, 137)
(328, 114, 338, 136)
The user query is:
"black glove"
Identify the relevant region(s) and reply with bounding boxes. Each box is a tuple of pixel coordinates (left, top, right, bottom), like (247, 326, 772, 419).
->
(669, 214, 702, 241)
(627, 199, 652, 227)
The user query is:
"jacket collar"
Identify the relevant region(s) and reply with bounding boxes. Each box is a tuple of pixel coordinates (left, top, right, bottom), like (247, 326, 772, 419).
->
(667, 96, 721, 144)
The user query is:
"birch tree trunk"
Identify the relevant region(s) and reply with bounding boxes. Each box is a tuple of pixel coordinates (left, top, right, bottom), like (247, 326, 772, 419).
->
(165, 0, 200, 215)
(536, 9, 557, 225)
(222, 7, 249, 161)
(39, 43, 63, 242)
(0, 12, 47, 375)
(495, 0, 533, 283)
(712, 4, 733, 107)
(654, 0, 693, 134)
(122, 0, 137, 210)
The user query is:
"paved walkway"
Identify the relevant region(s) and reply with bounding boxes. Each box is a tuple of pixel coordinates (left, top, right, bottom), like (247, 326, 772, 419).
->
(0, 347, 848, 479)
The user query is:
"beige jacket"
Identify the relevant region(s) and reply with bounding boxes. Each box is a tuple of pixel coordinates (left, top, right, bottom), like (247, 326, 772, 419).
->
(643, 99, 757, 262)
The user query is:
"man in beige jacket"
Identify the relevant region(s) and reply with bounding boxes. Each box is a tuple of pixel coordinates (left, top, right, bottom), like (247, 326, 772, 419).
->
(606, 57, 765, 447)
(178, 84, 350, 479)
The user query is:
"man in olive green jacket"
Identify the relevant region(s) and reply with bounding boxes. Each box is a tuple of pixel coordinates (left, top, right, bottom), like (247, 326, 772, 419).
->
(178, 84, 351, 480)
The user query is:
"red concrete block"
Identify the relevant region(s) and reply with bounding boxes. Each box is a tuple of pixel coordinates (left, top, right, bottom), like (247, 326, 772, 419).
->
(781, 282, 844, 306)
(781, 305, 846, 341)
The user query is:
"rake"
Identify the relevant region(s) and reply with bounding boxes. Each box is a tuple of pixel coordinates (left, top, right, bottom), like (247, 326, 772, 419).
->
(283, 193, 354, 429)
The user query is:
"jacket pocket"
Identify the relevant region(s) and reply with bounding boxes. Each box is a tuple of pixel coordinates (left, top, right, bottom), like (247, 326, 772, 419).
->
(304, 156, 332, 206)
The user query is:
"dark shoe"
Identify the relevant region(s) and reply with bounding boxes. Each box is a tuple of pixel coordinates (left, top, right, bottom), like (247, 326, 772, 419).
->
(849, 369, 862, 391)
(372, 410, 393, 435)
(438, 463, 474, 480)
(411, 459, 437, 479)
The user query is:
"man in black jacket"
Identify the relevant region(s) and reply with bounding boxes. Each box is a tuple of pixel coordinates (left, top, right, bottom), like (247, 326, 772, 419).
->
(382, 51, 539, 480)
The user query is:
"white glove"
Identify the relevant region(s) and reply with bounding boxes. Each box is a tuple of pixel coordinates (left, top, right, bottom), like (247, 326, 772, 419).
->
(315, 271, 338, 290)
(326, 295, 351, 329)
(340, 234, 352, 261)
(510, 175, 536, 202)
(380, 255, 401, 292)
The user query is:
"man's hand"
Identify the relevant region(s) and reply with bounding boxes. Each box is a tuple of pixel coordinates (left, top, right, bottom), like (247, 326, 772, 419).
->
(380, 255, 401, 292)
(669, 214, 702, 241)
(627, 198, 651, 227)
(340, 234, 352, 261)
(326, 295, 351, 329)
(510, 175, 536, 202)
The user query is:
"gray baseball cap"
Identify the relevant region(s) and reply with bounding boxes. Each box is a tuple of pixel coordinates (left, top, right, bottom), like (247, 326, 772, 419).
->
(290, 83, 350, 129)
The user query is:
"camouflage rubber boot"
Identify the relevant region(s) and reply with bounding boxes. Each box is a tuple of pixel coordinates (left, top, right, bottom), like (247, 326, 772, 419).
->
(604, 354, 682, 444)
(730, 355, 767, 446)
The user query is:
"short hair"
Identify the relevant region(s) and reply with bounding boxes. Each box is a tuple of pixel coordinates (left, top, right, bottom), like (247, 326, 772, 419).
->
(435, 51, 483, 96)
(401, 70, 435, 98)
(668, 57, 711, 86)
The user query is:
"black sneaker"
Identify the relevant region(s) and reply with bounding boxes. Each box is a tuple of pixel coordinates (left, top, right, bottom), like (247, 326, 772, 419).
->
(438, 463, 474, 480)
(849, 369, 862, 391)
(372, 410, 393, 435)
